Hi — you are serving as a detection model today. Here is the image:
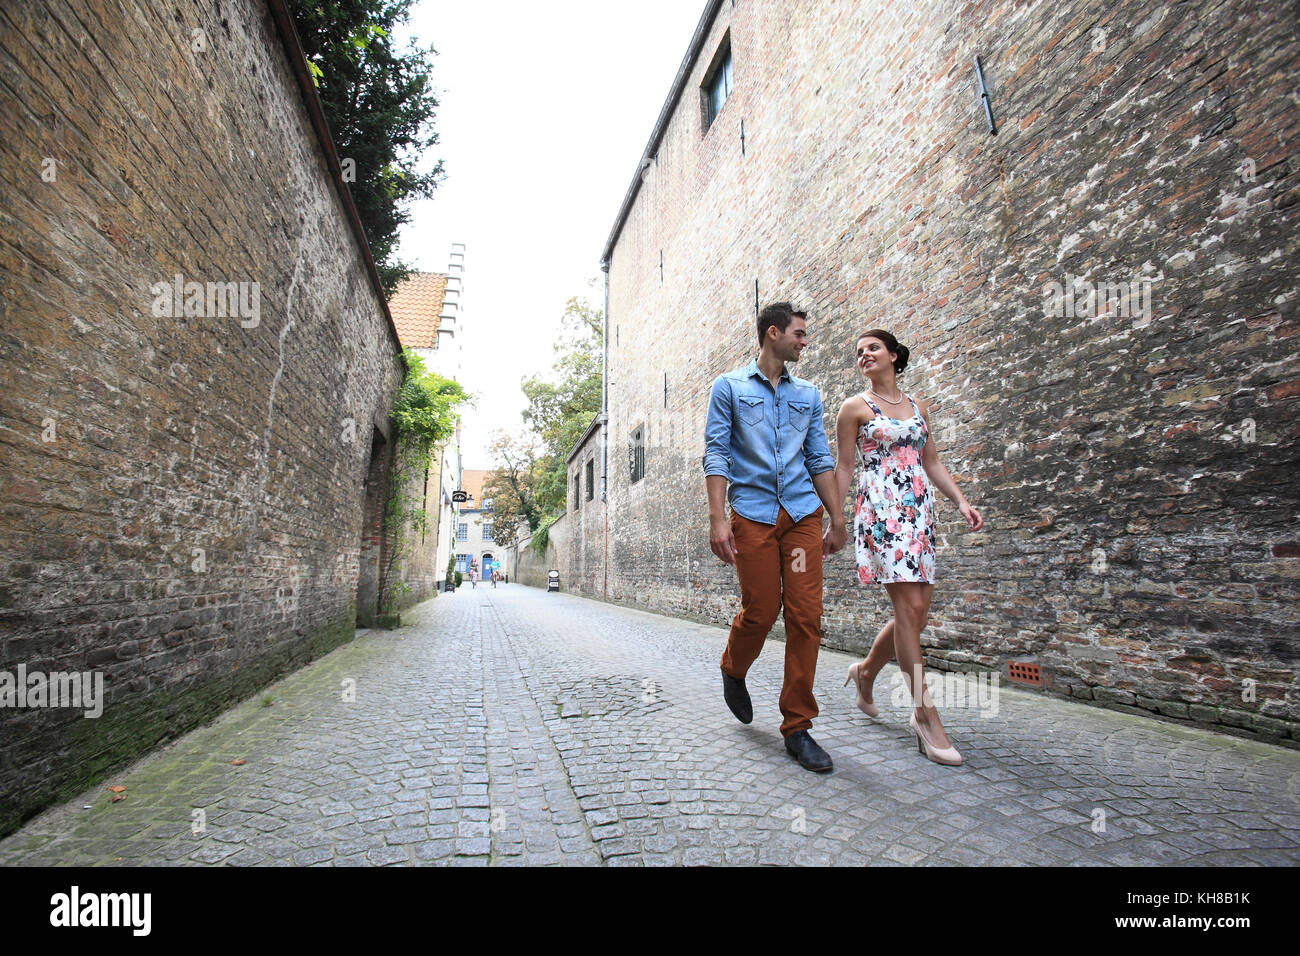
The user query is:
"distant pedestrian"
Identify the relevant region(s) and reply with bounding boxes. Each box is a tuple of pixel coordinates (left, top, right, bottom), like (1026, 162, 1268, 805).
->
(470, 567, 478, 588)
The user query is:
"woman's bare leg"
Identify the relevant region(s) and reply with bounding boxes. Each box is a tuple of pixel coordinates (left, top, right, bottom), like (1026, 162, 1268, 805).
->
(855, 617, 895, 708)
(886, 581, 951, 748)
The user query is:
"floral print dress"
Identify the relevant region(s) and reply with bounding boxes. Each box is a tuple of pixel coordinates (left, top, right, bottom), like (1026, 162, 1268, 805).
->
(854, 391, 937, 584)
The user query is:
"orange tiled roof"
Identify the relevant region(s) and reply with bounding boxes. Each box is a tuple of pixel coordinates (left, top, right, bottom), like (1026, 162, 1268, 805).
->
(388, 272, 447, 349)
(460, 469, 490, 509)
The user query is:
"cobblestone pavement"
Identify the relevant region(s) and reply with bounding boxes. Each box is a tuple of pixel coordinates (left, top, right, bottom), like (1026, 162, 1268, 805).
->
(3, 585, 1298, 866)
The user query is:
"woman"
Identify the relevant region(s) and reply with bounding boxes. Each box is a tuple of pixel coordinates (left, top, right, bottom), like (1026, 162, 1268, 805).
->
(826, 330, 983, 765)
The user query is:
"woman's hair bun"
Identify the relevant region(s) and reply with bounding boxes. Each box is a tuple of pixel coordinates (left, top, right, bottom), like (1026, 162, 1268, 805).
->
(894, 344, 910, 374)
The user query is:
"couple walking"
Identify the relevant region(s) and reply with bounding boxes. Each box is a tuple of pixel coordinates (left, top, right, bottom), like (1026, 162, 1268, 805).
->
(704, 303, 983, 772)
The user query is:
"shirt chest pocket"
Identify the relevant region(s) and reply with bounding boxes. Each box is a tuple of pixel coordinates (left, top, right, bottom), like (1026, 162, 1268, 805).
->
(787, 399, 810, 430)
(738, 395, 765, 426)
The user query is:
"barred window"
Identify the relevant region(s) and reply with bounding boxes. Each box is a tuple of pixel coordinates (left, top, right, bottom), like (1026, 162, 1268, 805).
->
(629, 425, 645, 484)
(585, 459, 595, 501)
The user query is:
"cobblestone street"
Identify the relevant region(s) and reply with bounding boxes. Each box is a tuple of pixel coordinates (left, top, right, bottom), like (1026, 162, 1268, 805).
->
(4, 585, 1298, 867)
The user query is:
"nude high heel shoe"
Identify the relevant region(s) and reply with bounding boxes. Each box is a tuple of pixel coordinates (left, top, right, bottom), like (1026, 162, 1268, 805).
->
(843, 662, 879, 717)
(909, 712, 962, 766)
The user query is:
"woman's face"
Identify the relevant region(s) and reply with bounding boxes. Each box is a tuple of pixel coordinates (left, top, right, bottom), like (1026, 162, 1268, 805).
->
(855, 336, 896, 377)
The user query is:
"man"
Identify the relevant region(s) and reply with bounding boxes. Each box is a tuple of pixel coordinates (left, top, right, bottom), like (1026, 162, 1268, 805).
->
(703, 302, 847, 772)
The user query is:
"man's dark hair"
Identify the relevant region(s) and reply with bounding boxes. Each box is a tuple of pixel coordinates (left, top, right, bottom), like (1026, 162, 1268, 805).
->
(757, 302, 806, 348)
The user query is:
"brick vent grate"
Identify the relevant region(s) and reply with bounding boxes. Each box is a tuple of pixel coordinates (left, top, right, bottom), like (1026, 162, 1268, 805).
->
(1007, 661, 1043, 686)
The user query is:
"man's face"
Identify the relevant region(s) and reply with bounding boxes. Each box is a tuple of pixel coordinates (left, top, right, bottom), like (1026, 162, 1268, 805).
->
(769, 315, 808, 362)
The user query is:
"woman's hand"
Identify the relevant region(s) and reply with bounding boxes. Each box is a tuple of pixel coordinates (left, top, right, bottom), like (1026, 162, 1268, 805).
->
(959, 499, 983, 531)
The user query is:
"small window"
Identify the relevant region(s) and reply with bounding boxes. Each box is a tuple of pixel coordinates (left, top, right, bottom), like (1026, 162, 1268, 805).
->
(629, 426, 645, 484)
(482, 523, 492, 541)
(457, 523, 468, 541)
(573, 474, 581, 511)
(703, 41, 732, 131)
(585, 459, 595, 501)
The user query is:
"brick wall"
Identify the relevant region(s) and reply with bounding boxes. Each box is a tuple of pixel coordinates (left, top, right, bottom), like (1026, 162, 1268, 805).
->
(593, 0, 1299, 743)
(565, 429, 608, 596)
(512, 516, 568, 590)
(0, 0, 415, 832)
(368, 439, 444, 622)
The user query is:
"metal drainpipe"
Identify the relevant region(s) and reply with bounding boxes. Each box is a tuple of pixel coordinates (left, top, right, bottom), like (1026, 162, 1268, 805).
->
(600, 259, 610, 599)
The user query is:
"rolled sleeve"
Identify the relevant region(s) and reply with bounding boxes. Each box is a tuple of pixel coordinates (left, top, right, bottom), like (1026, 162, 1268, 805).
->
(803, 390, 834, 476)
(702, 376, 733, 479)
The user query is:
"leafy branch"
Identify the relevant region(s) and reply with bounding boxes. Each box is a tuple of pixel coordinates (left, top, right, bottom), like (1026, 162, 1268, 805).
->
(379, 349, 471, 616)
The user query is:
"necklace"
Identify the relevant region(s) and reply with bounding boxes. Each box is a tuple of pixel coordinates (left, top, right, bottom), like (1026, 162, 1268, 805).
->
(869, 387, 906, 404)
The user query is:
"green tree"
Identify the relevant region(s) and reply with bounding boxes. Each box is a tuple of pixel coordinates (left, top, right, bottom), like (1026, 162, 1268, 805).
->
(482, 432, 546, 543)
(381, 349, 471, 614)
(290, 0, 444, 295)
(515, 295, 603, 516)
(486, 294, 602, 538)
(389, 348, 470, 456)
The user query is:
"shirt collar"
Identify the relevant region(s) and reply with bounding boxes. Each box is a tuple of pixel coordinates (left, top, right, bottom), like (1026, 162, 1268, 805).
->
(746, 357, 791, 383)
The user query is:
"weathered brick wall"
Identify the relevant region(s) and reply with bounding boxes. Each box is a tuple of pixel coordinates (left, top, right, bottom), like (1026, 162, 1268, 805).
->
(565, 433, 608, 596)
(370, 443, 444, 620)
(596, 0, 1299, 743)
(0, 0, 413, 832)
(512, 516, 568, 590)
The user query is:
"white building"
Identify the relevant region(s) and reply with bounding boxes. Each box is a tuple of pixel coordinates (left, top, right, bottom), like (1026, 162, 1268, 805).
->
(387, 243, 467, 591)
(454, 468, 510, 581)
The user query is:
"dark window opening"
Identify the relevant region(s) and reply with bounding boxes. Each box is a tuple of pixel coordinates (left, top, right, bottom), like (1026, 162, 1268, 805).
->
(630, 426, 645, 484)
(585, 459, 595, 501)
(703, 39, 733, 131)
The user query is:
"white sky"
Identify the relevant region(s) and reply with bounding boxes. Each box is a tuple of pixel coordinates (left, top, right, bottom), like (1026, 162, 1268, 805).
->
(395, 0, 707, 469)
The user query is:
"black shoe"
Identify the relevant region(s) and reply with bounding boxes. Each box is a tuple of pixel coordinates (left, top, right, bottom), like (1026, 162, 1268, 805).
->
(721, 667, 752, 724)
(784, 730, 833, 772)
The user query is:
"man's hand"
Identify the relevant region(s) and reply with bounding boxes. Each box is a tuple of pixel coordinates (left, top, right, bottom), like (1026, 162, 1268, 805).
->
(705, 475, 735, 564)
(822, 520, 847, 557)
(710, 515, 737, 565)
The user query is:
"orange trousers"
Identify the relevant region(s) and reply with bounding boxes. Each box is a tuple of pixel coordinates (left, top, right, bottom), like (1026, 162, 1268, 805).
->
(720, 505, 824, 736)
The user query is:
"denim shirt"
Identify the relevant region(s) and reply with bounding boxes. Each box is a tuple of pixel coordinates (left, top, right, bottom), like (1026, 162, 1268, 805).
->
(702, 358, 835, 525)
